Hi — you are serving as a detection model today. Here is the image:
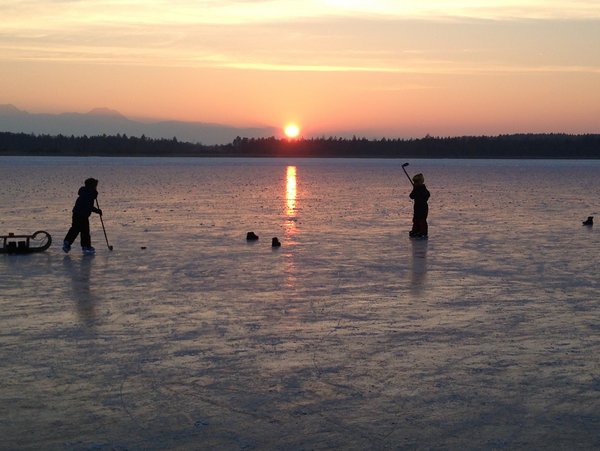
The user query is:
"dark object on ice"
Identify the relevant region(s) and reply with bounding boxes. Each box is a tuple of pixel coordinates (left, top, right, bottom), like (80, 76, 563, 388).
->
(141, 246, 147, 250)
(583, 216, 593, 226)
(1, 231, 52, 254)
(246, 232, 259, 241)
(272, 237, 281, 247)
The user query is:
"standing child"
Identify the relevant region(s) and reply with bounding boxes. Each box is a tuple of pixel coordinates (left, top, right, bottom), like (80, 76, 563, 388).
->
(63, 178, 103, 254)
(409, 173, 430, 238)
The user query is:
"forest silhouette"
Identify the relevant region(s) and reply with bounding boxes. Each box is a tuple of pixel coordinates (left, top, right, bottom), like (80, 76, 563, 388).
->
(1, 131, 599, 159)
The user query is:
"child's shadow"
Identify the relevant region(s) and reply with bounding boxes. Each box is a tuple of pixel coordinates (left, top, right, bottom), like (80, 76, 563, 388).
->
(410, 239, 428, 294)
(63, 255, 98, 328)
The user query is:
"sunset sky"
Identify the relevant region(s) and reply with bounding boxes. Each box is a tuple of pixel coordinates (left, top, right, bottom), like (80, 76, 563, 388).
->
(2, 0, 599, 139)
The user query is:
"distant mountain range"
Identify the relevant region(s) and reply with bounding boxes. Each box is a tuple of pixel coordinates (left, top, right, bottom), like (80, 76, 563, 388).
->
(0, 104, 278, 145)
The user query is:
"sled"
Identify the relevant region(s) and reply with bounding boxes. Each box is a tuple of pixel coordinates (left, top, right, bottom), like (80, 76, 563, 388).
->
(1, 231, 52, 254)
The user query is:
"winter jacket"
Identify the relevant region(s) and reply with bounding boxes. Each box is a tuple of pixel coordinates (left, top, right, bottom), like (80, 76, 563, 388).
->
(409, 184, 430, 217)
(72, 186, 100, 217)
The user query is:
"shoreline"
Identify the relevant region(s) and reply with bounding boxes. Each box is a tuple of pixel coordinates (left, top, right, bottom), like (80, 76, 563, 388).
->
(2, 131, 600, 159)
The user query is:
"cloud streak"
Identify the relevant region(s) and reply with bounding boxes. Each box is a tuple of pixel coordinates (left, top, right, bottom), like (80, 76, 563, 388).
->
(3, 0, 600, 29)
(3, 7, 599, 78)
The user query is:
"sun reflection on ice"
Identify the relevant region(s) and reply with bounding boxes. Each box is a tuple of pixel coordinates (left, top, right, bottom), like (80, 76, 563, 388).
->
(285, 165, 298, 238)
(286, 166, 297, 216)
(284, 165, 298, 289)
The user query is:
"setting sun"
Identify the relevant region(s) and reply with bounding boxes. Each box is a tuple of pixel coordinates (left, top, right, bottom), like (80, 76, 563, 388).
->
(284, 124, 300, 139)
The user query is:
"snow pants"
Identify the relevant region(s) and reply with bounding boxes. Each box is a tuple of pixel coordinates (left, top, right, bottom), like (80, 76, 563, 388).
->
(64, 213, 91, 247)
(411, 205, 428, 236)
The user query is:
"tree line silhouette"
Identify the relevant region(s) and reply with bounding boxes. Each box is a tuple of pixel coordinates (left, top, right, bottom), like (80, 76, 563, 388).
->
(1, 131, 599, 158)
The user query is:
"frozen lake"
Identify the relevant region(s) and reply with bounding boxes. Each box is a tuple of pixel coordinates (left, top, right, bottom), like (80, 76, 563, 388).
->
(1, 157, 600, 450)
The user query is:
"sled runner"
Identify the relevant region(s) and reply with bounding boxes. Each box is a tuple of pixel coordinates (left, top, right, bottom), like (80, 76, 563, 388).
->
(1, 231, 52, 254)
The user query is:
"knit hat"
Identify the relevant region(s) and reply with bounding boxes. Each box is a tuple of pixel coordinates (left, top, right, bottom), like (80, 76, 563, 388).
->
(85, 178, 98, 188)
(412, 173, 425, 185)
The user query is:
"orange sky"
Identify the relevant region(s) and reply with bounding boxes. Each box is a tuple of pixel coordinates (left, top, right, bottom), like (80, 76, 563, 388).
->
(1, 1, 599, 140)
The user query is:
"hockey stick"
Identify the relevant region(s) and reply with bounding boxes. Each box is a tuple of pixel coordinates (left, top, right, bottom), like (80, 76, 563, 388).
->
(96, 199, 113, 251)
(402, 162, 414, 186)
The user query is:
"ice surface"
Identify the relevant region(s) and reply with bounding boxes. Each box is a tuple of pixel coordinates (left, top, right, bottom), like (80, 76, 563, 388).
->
(1, 157, 600, 450)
